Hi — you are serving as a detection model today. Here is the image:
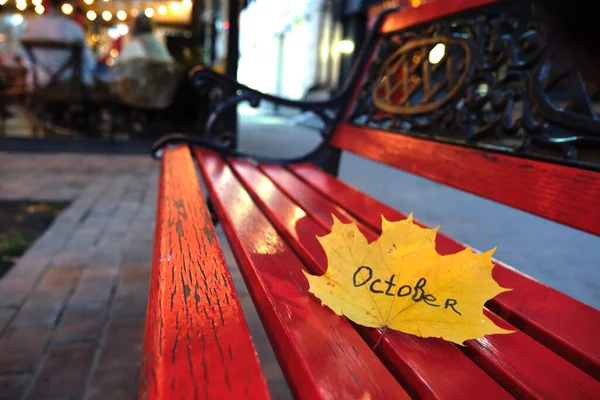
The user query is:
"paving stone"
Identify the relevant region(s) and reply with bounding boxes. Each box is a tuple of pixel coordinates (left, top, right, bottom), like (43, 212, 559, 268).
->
(49, 251, 88, 269)
(0, 326, 51, 373)
(0, 276, 38, 308)
(84, 366, 141, 400)
(110, 283, 149, 319)
(97, 230, 129, 247)
(28, 342, 96, 399)
(11, 254, 50, 273)
(53, 302, 108, 344)
(122, 245, 152, 266)
(63, 228, 103, 249)
(88, 245, 123, 268)
(0, 374, 30, 400)
(0, 152, 159, 399)
(80, 266, 120, 283)
(119, 265, 150, 285)
(37, 266, 82, 290)
(70, 268, 119, 305)
(11, 270, 81, 328)
(0, 307, 16, 335)
(98, 320, 145, 368)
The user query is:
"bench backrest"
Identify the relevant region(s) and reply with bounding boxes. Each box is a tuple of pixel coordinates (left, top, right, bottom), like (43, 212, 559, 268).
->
(331, 0, 600, 236)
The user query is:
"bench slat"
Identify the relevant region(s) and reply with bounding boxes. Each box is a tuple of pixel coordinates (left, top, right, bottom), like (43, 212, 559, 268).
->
(380, 0, 499, 34)
(464, 311, 600, 399)
(261, 163, 599, 397)
(332, 124, 600, 237)
(291, 162, 600, 380)
(194, 149, 410, 400)
(140, 146, 270, 400)
(230, 160, 511, 399)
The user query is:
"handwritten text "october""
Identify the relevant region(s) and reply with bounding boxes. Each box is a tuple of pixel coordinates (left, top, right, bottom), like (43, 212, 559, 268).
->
(352, 265, 461, 315)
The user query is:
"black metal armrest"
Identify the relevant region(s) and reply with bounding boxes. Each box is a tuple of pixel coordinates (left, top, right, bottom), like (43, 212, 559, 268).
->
(188, 67, 347, 144)
(152, 8, 396, 165)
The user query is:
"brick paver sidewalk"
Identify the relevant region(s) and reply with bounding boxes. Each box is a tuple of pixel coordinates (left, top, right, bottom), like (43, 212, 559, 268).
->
(0, 152, 158, 400)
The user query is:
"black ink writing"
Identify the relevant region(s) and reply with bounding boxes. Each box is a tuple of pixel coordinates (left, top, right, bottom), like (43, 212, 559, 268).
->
(369, 279, 384, 294)
(384, 275, 396, 296)
(353, 266, 373, 287)
(444, 298, 461, 315)
(412, 277, 426, 302)
(397, 285, 411, 297)
(352, 266, 461, 315)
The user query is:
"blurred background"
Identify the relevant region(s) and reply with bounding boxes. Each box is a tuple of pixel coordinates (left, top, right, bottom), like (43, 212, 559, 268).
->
(0, 0, 431, 140)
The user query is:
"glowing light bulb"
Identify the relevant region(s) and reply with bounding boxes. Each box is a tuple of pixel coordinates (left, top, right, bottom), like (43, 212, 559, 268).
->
(61, 3, 73, 14)
(117, 10, 127, 20)
(16, 1, 27, 11)
(11, 14, 24, 24)
(102, 10, 112, 21)
(169, 2, 179, 12)
(87, 10, 96, 20)
(158, 5, 166, 15)
(83, 0, 93, 4)
(336, 40, 355, 54)
(35, 4, 44, 13)
(144, 7, 154, 17)
(428, 43, 446, 64)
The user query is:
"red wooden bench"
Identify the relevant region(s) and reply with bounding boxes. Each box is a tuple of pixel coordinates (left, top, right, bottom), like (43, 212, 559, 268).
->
(140, 0, 600, 398)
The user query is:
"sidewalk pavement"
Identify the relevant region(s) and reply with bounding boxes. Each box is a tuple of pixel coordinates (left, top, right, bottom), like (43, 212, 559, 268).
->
(0, 152, 157, 400)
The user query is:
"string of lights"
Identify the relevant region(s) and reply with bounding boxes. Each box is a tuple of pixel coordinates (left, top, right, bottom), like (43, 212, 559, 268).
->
(0, 0, 193, 21)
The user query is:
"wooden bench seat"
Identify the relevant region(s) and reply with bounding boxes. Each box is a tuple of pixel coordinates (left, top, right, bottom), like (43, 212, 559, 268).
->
(141, 145, 599, 399)
(141, 0, 600, 398)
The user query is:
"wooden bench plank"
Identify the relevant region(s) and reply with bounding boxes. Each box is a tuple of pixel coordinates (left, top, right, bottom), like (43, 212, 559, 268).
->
(464, 311, 600, 399)
(229, 161, 511, 399)
(380, 0, 499, 34)
(261, 163, 600, 397)
(290, 162, 600, 380)
(332, 124, 600, 236)
(194, 148, 410, 400)
(140, 146, 270, 400)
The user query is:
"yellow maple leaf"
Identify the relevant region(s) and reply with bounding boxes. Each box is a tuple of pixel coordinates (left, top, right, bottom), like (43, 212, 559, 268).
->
(303, 214, 514, 344)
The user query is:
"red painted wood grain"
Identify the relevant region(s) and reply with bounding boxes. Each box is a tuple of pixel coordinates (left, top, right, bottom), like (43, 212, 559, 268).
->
(380, 0, 500, 34)
(332, 124, 600, 236)
(139, 146, 270, 400)
(465, 311, 600, 399)
(266, 164, 600, 396)
(290, 161, 600, 380)
(194, 148, 410, 400)
(231, 161, 512, 399)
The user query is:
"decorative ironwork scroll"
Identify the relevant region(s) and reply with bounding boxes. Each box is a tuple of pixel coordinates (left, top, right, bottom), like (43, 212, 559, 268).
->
(348, 0, 600, 170)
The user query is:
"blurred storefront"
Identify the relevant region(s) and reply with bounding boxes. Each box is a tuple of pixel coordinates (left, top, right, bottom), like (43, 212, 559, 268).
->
(238, 0, 343, 100)
(0, 0, 435, 101)
(235, 0, 434, 101)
